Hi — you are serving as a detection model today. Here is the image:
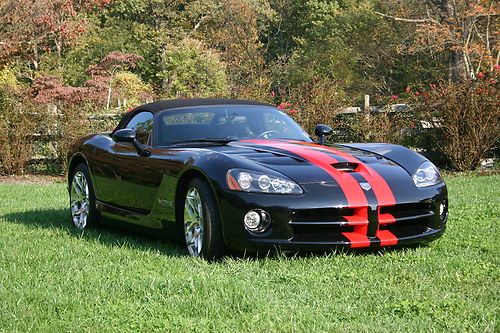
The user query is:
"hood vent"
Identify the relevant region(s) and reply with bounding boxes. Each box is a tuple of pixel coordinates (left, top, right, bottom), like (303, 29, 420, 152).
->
(331, 162, 359, 172)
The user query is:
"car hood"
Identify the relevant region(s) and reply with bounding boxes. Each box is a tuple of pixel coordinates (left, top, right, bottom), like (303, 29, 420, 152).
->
(197, 139, 443, 206)
(209, 139, 411, 185)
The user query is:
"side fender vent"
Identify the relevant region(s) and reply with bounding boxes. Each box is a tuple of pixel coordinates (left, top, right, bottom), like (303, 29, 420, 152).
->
(331, 162, 359, 172)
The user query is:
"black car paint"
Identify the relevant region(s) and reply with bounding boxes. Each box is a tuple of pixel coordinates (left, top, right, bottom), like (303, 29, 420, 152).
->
(67, 127, 447, 251)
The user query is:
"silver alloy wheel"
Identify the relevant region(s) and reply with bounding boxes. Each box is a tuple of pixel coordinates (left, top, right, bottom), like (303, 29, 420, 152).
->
(184, 187, 204, 256)
(70, 171, 90, 230)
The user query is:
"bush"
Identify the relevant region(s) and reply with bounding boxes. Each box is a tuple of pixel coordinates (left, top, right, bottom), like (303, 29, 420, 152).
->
(330, 111, 417, 145)
(277, 79, 348, 134)
(37, 103, 119, 174)
(409, 75, 499, 171)
(161, 38, 229, 98)
(112, 71, 152, 108)
(0, 89, 37, 175)
(0, 90, 121, 176)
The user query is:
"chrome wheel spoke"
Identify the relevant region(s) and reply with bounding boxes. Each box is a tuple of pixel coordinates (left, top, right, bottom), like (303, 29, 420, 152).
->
(70, 171, 90, 230)
(183, 187, 204, 256)
(74, 175, 84, 197)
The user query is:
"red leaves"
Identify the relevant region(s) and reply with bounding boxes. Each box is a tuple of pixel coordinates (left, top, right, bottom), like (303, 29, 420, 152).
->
(399, 67, 498, 104)
(87, 52, 144, 76)
(31, 76, 83, 104)
(31, 51, 144, 106)
(276, 101, 300, 116)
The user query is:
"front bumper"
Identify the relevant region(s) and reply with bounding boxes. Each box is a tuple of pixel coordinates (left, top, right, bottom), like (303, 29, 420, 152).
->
(216, 183, 448, 252)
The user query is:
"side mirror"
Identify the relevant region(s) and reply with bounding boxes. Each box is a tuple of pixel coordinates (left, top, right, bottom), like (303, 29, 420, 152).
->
(112, 128, 136, 143)
(112, 128, 151, 157)
(314, 124, 333, 145)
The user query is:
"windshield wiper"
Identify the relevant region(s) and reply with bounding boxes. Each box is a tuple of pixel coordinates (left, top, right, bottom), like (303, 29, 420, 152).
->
(171, 138, 237, 145)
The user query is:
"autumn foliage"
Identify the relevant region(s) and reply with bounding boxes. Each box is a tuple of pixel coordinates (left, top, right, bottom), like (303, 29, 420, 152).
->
(0, 0, 498, 174)
(409, 70, 499, 171)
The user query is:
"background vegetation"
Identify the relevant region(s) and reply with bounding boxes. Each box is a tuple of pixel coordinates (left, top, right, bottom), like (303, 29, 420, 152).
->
(0, 0, 498, 175)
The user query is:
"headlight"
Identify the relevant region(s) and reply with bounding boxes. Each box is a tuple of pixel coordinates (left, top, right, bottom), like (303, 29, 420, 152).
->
(412, 161, 443, 187)
(226, 169, 303, 194)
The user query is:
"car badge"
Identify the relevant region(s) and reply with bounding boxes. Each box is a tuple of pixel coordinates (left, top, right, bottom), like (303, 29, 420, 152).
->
(359, 182, 371, 191)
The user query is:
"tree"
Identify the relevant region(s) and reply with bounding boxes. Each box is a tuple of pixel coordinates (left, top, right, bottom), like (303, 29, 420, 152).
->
(99, 0, 189, 89)
(186, 0, 275, 96)
(0, 0, 110, 75)
(265, 0, 429, 99)
(161, 38, 228, 98)
(375, 0, 499, 82)
(86, 51, 144, 109)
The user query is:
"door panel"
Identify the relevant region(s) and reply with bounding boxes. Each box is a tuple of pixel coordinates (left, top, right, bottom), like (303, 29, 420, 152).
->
(91, 111, 160, 213)
(91, 142, 162, 213)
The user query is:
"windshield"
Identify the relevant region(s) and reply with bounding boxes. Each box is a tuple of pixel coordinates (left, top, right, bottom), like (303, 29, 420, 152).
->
(157, 105, 312, 145)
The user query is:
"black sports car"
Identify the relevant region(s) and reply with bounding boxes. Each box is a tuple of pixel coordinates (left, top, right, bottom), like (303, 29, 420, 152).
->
(67, 99, 448, 259)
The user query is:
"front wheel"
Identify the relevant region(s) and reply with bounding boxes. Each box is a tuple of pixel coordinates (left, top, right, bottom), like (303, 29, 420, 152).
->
(182, 178, 225, 259)
(69, 163, 99, 229)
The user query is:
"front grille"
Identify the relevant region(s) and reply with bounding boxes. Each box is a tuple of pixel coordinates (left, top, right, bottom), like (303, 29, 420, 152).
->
(292, 207, 355, 223)
(379, 202, 435, 235)
(289, 202, 437, 243)
(290, 207, 367, 242)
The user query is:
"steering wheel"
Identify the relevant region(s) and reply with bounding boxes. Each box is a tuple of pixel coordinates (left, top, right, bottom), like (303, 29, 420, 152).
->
(257, 130, 279, 139)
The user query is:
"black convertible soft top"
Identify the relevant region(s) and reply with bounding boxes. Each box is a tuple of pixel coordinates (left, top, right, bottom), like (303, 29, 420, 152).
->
(114, 98, 274, 133)
(136, 98, 272, 113)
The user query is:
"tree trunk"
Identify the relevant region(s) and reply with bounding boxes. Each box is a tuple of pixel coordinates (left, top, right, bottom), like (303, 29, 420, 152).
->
(106, 77, 112, 110)
(430, 0, 469, 82)
(448, 49, 467, 82)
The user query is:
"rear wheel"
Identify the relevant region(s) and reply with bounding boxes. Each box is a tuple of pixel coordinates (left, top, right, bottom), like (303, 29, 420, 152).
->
(182, 178, 225, 259)
(69, 163, 98, 229)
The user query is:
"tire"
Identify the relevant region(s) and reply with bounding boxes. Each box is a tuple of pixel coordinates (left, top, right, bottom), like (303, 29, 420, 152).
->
(69, 163, 99, 229)
(181, 178, 225, 259)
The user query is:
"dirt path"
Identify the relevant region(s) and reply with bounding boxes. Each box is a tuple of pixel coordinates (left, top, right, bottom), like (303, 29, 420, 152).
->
(0, 175, 64, 184)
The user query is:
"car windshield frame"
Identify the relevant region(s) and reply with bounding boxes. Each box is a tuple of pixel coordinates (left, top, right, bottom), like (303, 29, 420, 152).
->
(154, 105, 312, 146)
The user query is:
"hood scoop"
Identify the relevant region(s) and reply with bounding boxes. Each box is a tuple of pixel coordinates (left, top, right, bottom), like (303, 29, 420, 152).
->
(331, 162, 359, 172)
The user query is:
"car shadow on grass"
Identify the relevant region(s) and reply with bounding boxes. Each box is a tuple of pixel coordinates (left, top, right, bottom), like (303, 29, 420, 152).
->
(1, 208, 186, 258)
(1, 208, 429, 261)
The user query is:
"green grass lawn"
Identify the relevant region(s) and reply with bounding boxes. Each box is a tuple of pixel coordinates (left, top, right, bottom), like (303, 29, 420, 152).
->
(0, 175, 498, 332)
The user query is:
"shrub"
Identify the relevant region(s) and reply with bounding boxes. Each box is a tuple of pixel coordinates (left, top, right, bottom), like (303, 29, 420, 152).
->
(329, 111, 423, 152)
(35, 103, 119, 174)
(112, 71, 152, 108)
(0, 89, 36, 175)
(409, 75, 499, 171)
(277, 79, 348, 134)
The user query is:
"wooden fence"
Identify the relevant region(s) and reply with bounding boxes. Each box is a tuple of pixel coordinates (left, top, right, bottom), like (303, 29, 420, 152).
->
(28, 112, 122, 167)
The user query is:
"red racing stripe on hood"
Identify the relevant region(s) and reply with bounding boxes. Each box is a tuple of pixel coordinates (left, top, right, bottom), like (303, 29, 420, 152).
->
(296, 142, 396, 205)
(295, 142, 399, 246)
(243, 140, 403, 247)
(243, 139, 371, 247)
(243, 140, 367, 207)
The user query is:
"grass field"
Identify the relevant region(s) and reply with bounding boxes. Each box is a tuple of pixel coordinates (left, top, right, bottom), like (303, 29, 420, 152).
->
(0, 175, 498, 332)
